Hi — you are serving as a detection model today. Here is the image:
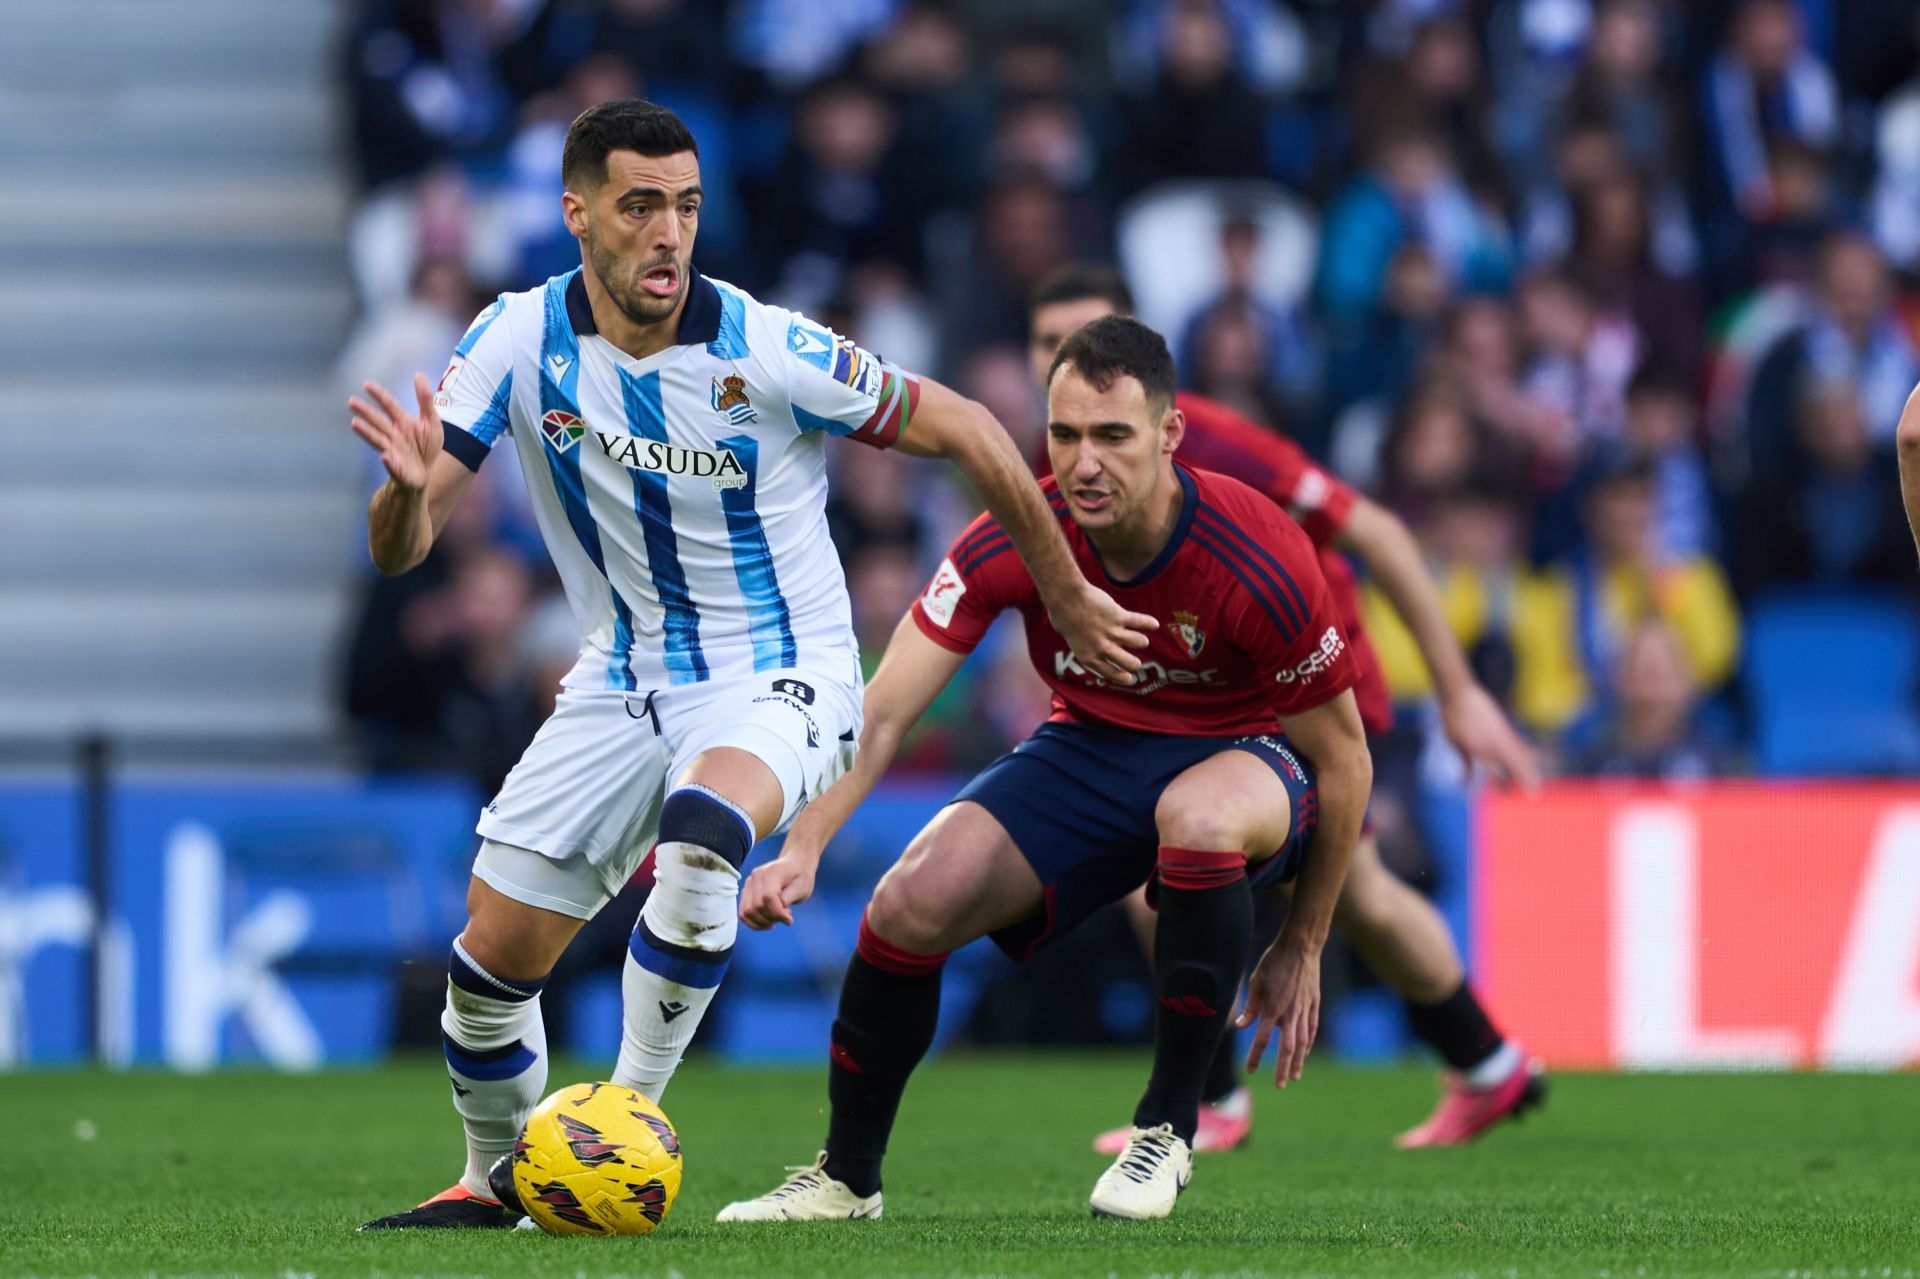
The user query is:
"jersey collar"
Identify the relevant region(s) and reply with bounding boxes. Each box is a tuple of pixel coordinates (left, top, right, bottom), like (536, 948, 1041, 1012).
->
(1094, 462, 1199, 589)
(565, 267, 722, 348)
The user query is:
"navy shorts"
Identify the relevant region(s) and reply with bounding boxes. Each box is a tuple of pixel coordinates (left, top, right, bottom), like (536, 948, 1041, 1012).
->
(951, 720, 1319, 962)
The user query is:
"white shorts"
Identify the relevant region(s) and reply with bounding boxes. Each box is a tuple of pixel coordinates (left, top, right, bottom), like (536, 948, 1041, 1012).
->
(472, 663, 861, 919)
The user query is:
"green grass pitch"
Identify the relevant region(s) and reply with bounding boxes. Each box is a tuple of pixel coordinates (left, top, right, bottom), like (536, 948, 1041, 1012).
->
(3, 1054, 1914, 1278)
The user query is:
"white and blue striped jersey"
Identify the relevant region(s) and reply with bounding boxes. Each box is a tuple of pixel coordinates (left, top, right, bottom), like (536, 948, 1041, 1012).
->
(433, 267, 918, 691)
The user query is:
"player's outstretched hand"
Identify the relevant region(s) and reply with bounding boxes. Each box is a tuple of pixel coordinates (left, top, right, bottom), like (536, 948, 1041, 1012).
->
(349, 373, 443, 493)
(1237, 941, 1321, 1088)
(1048, 584, 1157, 687)
(739, 857, 816, 930)
(1439, 684, 1542, 791)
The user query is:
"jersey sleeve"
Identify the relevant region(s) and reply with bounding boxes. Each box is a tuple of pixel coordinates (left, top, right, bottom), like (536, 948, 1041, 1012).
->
(1229, 513, 1363, 717)
(908, 516, 1030, 653)
(1177, 394, 1355, 545)
(780, 310, 919, 450)
(1264, 435, 1356, 545)
(432, 295, 516, 472)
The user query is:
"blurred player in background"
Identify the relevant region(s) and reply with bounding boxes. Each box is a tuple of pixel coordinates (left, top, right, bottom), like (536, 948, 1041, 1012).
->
(350, 100, 1153, 1230)
(1026, 267, 1545, 1152)
(720, 316, 1374, 1221)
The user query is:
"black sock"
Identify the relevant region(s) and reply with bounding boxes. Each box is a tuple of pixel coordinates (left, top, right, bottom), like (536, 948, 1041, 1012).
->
(1405, 979, 1504, 1072)
(1201, 1023, 1240, 1105)
(821, 915, 946, 1198)
(1133, 847, 1252, 1144)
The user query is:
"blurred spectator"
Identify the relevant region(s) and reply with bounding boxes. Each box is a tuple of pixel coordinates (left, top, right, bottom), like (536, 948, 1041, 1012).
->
(1742, 231, 1920, 484)
(1518, 117, 1698, 280)
(1516, 269, 1639, 449)
(1559, 619, 1735, 779)
(1483, 0, 1595, 186)
(1565, 0, 1681, 179)
(1117, 0, 1310, 97)
(528, 0, 729, 91)
(1433, 297, 1575, 472)
(825, 443, 930, 570)
(335, 255, 478, 415)
(958, 344, 1046, 456)
(344, 523, 544, 794)
(1567, 168, 1704, 378)
(731, 0, 901, 89)
(755, 76, 918, 311)
(1697, 0, 1838, 222)
(1868, 13, 1920, 271)
(346, 0, 527, 191)
(1397, 15, 1505, 197)
(1324, 243, 1446, 420)
(1717, 135, 1838, 294)
(1378, 378, 1499, 524)
(1315, 127, 1511, 333)
(1366, 480, 1530, 709)
(348, 163, 519, 312)
(1511, 455, 1740, 735)
(1117, 0, 1269, 194)
(1176, 216, 1319, 429)
(1731, 378, 1914, 596)
(941, 177, 1080, 365)
(860, 2, 987, 213)
(1621, 366, 1716, 559)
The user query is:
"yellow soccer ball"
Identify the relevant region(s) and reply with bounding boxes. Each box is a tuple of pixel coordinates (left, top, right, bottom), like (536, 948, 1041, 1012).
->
(510, 1082, 682, 1236)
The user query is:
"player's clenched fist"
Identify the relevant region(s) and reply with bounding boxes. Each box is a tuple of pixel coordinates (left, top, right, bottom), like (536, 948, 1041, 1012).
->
(739, 856, 817, 930)
(349, 373, 443, 493)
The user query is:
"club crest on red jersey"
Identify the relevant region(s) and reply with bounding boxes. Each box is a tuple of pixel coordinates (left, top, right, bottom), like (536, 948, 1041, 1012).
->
(1171, 609, 1206, 659)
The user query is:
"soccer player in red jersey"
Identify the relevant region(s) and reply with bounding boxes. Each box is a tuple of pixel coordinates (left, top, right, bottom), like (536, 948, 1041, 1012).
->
(718, 316, 1374, 1221)
(1025, 268, 1545, 1152)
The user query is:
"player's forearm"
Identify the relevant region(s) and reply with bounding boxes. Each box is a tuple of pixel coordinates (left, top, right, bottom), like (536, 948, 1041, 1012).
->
(1279, 740, 1371, 954)
(941, 405, 1087, 611)
(778, 719, 906, 866)
(1341, 500, 1474, 701)
(367, 479, 435, 576)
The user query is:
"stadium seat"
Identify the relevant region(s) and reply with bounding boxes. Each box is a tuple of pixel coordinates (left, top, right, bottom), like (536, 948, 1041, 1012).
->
(1742, 589, 1920, 776)
(1114, 179, 1318, 344)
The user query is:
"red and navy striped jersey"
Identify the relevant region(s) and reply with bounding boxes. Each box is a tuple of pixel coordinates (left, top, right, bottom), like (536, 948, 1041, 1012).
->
(1171, 394, 1390, 735)
(911, 464, 1360, 736)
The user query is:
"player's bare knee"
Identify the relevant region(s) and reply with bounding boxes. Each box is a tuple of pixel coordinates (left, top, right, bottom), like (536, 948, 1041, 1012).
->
(866, 867, 947, 954)
(1153, 792, 1255, 856)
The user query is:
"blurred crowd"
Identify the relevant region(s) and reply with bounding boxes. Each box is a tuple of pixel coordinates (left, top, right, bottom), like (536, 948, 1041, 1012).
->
(337, 0, 1920, 799)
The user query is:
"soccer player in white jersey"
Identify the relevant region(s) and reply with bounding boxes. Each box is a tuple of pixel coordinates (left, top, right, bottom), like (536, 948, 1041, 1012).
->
(352, 99, 1155, 1230)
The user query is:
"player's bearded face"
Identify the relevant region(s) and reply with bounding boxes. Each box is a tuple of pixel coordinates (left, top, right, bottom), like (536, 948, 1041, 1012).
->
(580, 150, 701, 327)
(1045, 367, 1175, 532)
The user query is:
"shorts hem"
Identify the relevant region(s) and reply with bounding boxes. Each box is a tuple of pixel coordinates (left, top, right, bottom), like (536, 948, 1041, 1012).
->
(471, 859, 601, 921)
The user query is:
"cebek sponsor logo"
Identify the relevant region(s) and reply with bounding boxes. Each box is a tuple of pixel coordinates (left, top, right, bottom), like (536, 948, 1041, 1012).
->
(920, 558, 965, 626)
(593, 433, 748, 490)
(1275, 626, 1345, 684)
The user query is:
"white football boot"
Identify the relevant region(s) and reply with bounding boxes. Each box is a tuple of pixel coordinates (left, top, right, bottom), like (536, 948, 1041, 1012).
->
(1089, 1123, 1194, 1219)
(715, 1152, 883, 1222)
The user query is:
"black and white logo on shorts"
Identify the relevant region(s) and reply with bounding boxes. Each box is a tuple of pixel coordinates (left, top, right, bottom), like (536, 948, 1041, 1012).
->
(770, 678, 815, 705)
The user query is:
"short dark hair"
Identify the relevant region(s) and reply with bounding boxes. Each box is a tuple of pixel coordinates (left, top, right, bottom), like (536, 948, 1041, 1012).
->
(1048, 315, 1176, 414)
(562, 99, 699, 192)
(1029, 264, 1134, 321)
